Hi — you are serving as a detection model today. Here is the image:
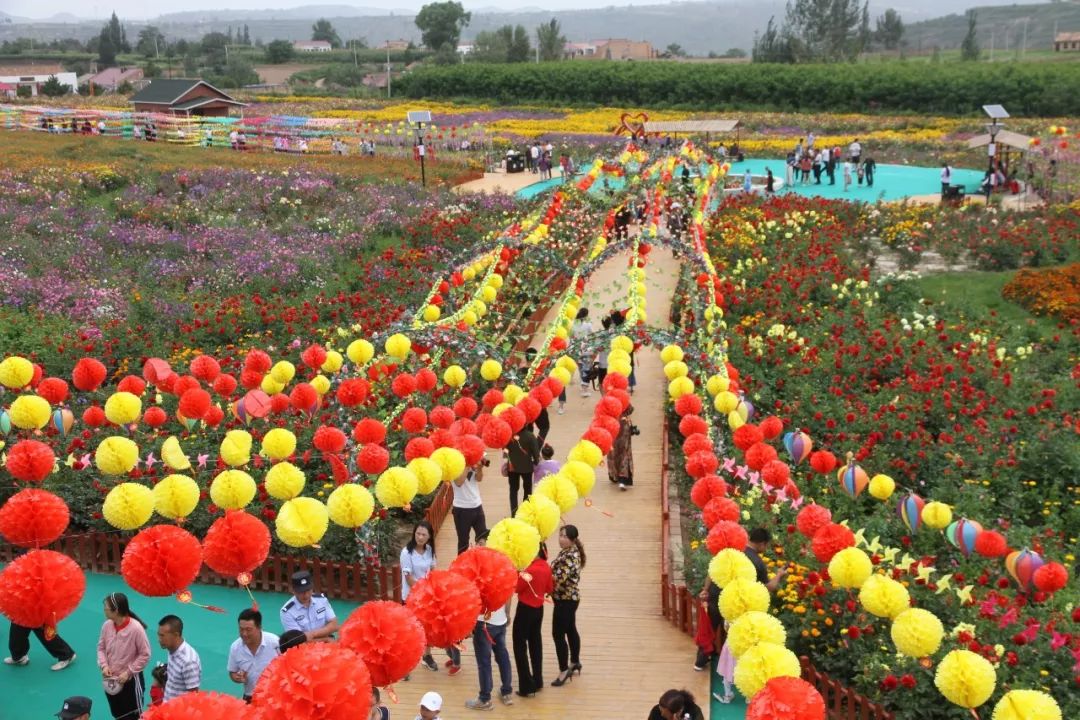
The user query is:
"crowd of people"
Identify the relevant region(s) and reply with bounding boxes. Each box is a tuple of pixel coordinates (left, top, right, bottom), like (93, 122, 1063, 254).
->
(776, 135, 877, 193)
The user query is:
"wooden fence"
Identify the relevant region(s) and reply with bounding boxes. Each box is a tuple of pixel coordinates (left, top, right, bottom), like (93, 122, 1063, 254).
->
(800, 657, 896, 720)
(659, 420, 701, 638)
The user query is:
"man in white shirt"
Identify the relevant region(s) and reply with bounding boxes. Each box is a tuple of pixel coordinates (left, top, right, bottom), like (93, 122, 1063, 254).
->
(941, 163, 952, 197)
(451, 460, 487, 555)
(849, 139, 862, 164)
(465, 530, 514, 710)
(227, 608, 279, 702)
(529, 144, 540, 173)
(157, 615, 201, 701)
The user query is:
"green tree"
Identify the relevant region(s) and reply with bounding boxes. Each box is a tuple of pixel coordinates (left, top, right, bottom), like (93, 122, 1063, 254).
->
(784, 0, 861, 61)
(665, 43, 687, 58)
(242, 25, 251, 45)
(875, 9, 905, 50)
(105, 12, 130, 53)
(472, 27, 511, 62)
(136, 26, 164, 58)
(312, 19, 342, 48)
(856, 1, 871, 54)
(752, 16, 798, 62)
(266, 39, 295, 63)
(40, 75, 69, 97)
(536, 19, 566, 61)
(415, 1, 471, 54)
(508, 24, 531, 62)
(961, 9, 980, 61)
(97, 31, 117, 66)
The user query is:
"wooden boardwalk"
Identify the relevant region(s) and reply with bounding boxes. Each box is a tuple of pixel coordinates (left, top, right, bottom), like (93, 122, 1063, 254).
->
(391, 246, 710, 718)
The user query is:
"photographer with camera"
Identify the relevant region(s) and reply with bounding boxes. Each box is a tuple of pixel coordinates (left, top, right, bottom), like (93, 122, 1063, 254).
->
(452, 457, 489, 555)
(608, 405, 637, 491)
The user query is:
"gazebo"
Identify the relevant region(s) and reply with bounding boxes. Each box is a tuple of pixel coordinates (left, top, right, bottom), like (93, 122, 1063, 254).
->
(966, 129, 1031, 177)
(643, 119, 741, 147)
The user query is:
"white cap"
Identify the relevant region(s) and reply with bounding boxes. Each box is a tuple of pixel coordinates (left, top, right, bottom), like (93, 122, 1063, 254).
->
(420, 691, 443, 711)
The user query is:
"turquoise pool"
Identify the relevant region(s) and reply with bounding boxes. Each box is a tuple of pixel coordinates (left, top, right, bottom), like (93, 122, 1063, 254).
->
(516, 159, 985, 203)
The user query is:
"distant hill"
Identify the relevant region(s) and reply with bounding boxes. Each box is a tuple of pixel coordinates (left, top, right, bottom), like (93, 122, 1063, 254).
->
(905, 1, 1080, 52)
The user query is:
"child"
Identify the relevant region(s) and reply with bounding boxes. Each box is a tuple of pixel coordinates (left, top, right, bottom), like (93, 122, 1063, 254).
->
(533, 445, 561, 485)
(713, 622, 735, 704)
(369, 687, 390, 720)
(150, 664, 167, 706)
(416, 691, 442, 720)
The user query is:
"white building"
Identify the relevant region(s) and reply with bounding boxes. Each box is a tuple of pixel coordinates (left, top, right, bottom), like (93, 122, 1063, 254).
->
(0, 71, 78, 96)
(293, 40, 333, 52)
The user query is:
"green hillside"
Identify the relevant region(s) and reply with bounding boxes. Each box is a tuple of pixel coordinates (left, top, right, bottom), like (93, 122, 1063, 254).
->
(905, 2, 1080, 54)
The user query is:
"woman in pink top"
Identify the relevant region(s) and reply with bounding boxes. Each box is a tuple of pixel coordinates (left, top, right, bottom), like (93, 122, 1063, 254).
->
(97, 592, 151, 719)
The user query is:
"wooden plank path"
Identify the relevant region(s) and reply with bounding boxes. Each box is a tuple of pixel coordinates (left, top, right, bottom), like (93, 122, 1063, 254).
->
(390, 246, 710, 718)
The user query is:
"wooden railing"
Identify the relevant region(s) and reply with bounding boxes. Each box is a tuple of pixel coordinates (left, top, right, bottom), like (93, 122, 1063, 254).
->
(659, 419, 700, 639)
(800, 657, 896, 720)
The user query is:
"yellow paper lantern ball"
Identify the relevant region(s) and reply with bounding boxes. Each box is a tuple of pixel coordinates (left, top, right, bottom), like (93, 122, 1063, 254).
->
(276, 497, 330, 548)
(664, 361, 689, 381)
(487, 518, 541, 570)
(728, 411, 746, 431)
(714, 391, 738, 415)
(487, 273, 504, 289)
(473, 299, 488, 317)
(261, 375, 285, 395)
(534, 474, 579, 513)
(733, 642, 801, 698)
(668, 376, 695, 400)
(10, 394, 51, 430)
(515, 494, 561, 539)
(493, 402, 513, 417)
(607, 348, 631, 366)
(859, 574, 910, 619)
(327, 484, 375, 528)
(608, 358, 632, 377)
(728, 611, 787, 658)
(265, 462, 306, 500)
(935, 649, 997, 709)
(444, 365, 467, 388)
(310, 374, 330, 396)
(481, 285, 497, 303)
(611, 335, 634, 353)
(480, 359, 502, 381)
(407, 457, 444, 495)
(829, 547, 873, 589)
(922, 501, 953, 530)
(211, 469, 256, 510)
(0, 356, 34, 389)
(375, 466, 419, 508)
(555, 356, 577, 374)
(549, 366, 572, 386)
(891, 608, 944, 657)
(720, 579, 770, 622)
(462, 267, 476, 281)
(161, 436, 191, 471)
(568, 440, 603, 468)
(462, 310, 478, 326)
(503, 384, 524, 404)
(347, 339, 374, 365)
(991, 690, 1062, 720)
(105, 392, 142, 426)
(709, 549, 757, 589)
(385, 333, 411, 360)
(270, 360, 295, 385)
(559, 461, 596, 497)
(430, 447, 467, 483)
(262, 428, 297, 461)
(706, 374, 730, 396)
(423, 304, 441, 322)
(220, 430, 253, 467)
(868, 473, 895, 501)
(152, 474, 200, 520)
(103, 482, 154, 530)
(96, 436, 140, 476)
(321, 350, 344, 373)
(660, 345, 684, 363)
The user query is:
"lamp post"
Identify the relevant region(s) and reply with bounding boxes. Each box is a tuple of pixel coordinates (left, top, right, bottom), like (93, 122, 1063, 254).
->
(408, 110, 432, 187)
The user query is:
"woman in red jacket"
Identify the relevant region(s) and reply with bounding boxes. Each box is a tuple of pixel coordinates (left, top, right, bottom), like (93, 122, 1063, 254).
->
(512, 544, 553, 698)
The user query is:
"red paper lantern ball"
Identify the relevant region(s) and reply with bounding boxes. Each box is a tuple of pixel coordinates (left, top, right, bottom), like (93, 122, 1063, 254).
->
(301, 344, 328, 370)
(252, 642, 371, 720)
(747, 676, 826, 720)
(172, 376, 201, 398)
(759, 416, 785, 440)
(116, 375, 147, 396)
(313, 425, 347, 454)
(811, 523, 856, 564)
(290, 383, 319, 413)
(733, 424, 764, 452)
(745, 442, 779, 471)
(121, 525, 203, 597)
(83, 405, 106, 427)
(691, 475, 729, 509)
(455, 434, 486, 467)
(357, 444, 390, 475)
(204, 405, 225, 428)
(517, 396, 542, 424)
(142, 691, 250, 720)
(607, 389, 632, 412)
(543, 377, 564, 398)
(529, 385, 554, 408)
(761, 460, 791, 489)
(449, 546, 519, 612)
(0, 549, 84, 627)
(36, 377, 69, 405)
(415, 368, 438, 393)
(391, 373, 417, 398)
(1033, 562, 1069, 593)
(143, 406, 167, 428)
(674, 393, 703, 417)
(595, 396, 623, 418)
(340, 601, 425, 687)
(593, 413, 621, 440)
(679, 414, 709, 438)
(352, 418, 386, 445)
(449, 418, 477, 437)
(682, 433, 713, 457)
(269, 394, 291, 415)
(0, 489, 69, 548)
(706, 520, 749, 555)
(212, 373, 238, 397)
(203, 510, 271, 578)
(189, 355, 222, 383)
(5, 440, 56, 484)
(240, 369, 264, 391)
(796, 504, 832, 538)
(178, 388, 212, 420)
(72, 357, 107, 391)
(482, 389, 504, 411)
(482, 417, 513, 449)
(158, 372, 179, 393)
(402, 407, 428, 434)
(406, 569, 483, 647)
(245, 350, 272, 373)
(974, 530, 1008, 558)
(404, 437, 435, 461)
(430, 406, 455, 429)
(703, 496, 740, 528)
(686, 451, 719, 479)
(454, 397, 478, 419)
(501, 406, 526, 434)
(582, 426, 613, 455)
(809, 450, 837, 474)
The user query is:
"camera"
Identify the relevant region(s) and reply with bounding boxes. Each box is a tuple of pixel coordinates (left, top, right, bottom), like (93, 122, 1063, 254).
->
(629, 425, 641, 437)
(481, 459, 491, 467)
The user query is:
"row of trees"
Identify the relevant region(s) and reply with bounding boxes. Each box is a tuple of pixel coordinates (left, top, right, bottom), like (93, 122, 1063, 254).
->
(752, 0, 908, 62)
(413, 1, 566, 63)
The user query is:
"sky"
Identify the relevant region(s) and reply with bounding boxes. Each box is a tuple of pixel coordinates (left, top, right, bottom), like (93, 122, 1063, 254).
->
(5, 0, 632, 20)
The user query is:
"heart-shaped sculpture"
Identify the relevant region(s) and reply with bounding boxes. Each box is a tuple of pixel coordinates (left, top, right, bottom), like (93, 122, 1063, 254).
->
(617, 112, 649, 138)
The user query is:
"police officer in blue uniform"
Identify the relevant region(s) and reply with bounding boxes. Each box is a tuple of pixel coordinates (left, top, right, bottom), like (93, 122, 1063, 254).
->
(279, 571, 338, 641)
